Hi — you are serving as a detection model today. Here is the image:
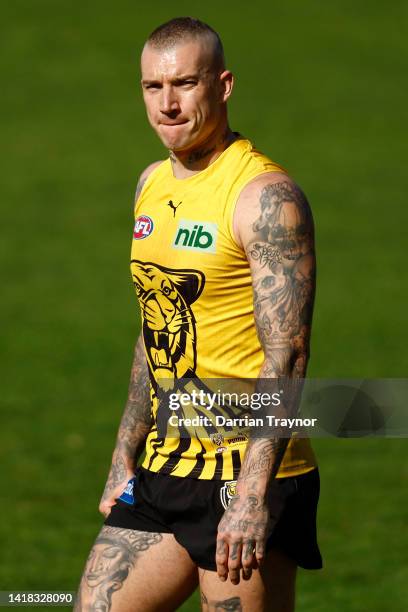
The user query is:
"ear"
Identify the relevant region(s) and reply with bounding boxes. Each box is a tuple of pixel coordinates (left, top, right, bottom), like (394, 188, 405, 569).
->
(166, 268, 205, 305)
(219, 70, 234, 103)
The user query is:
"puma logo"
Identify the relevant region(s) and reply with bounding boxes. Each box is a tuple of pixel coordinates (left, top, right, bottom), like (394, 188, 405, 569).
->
(168, 200, 182, 217)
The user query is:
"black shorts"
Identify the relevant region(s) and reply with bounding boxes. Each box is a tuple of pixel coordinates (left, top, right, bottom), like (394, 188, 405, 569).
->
(105, 466, 322, 571)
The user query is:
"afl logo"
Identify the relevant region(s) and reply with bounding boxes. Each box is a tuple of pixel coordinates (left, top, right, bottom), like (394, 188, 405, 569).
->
(133, 215, 154, 240)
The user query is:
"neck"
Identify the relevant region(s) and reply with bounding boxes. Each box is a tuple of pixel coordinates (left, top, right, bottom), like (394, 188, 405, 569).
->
(169, 124, 236, 179)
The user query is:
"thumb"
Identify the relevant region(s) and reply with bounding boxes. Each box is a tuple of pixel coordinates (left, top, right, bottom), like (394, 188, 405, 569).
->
(99, 498, 115, 518)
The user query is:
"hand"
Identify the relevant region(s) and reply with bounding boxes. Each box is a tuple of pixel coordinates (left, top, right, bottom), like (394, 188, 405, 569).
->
(216, 493, 271, 585)
(99, 467, 134, 518)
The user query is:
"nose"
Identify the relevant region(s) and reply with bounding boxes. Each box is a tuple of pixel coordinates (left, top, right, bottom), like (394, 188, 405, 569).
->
(159, 85, 180, 115)
(156, 293, 175, 324)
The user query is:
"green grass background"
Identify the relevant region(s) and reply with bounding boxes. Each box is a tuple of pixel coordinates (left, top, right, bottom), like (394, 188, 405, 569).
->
(1, 0, 407, 610)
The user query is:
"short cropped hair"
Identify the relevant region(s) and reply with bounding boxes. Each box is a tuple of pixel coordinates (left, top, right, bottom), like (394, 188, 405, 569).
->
(145, 17, 225, 71)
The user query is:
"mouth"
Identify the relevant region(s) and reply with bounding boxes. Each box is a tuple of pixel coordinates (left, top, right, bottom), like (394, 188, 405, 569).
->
(146, 328, 178, 369)
(160, 120, 188, 127)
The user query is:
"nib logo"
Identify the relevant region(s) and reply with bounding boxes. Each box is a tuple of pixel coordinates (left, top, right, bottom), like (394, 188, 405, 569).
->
(172, 220, 217, 253)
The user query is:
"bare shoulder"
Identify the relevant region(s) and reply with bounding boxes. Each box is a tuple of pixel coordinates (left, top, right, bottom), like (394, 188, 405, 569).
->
(135, 160, 164, 201)
(233, 171, 314, 250)
(140, 160, 164, 182)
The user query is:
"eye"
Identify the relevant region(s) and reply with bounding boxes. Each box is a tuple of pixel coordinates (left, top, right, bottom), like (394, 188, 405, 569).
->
(162, 286, 171, 296)
(175, 79, 197, 88)
(144, 83, 161, 90)
(134, 282, 142, 296)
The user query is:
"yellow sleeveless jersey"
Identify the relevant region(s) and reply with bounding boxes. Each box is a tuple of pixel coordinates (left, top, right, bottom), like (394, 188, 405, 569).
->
(130, 136, 317, 480)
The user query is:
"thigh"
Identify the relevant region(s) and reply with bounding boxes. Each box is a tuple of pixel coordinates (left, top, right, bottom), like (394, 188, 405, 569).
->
(75, 525, 198, 612)
(199, 548, 297, 612)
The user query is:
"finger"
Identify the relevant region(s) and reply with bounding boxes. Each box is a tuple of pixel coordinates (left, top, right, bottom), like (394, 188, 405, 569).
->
(216, 538, 229, 582)
(255, 538, 266, 566)
(100, 506, 110, 518)
(99, 499, 116, 518)
(242, 540, 255, 580)
(228, 541, 243, 585)
(99, 504, 108, 517)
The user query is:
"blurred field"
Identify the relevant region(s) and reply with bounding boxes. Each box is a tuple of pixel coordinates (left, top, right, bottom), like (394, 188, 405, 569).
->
(1, 1, 407, 610)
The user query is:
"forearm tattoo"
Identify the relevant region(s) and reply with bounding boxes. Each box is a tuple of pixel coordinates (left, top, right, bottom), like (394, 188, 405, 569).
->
(101, 338, 151, 501)
(116, 337, 152, 458)
(102, 453, 127, 500)
(238, 437, 289, 494)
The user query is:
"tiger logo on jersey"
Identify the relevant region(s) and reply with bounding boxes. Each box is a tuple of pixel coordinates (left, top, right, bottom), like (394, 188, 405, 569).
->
(130, 260, 205, 386)
(210, 433, 224, 446)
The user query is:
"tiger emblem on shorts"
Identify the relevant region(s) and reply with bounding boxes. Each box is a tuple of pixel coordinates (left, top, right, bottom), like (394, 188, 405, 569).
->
(130, 260, 205, 387)
(220, 480, 238, 509)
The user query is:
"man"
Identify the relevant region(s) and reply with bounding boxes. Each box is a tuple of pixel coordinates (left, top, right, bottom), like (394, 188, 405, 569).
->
(75, 17, 322, 612)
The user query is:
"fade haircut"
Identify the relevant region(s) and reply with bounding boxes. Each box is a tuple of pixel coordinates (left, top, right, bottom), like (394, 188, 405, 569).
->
(145, 17, 225, 72)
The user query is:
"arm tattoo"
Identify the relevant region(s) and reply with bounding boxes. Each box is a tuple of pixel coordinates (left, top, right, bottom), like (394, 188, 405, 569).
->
(239, 436, 288, 484)
(102, 338, 151, 501)
(238, 180, 316, 489)
(134, 177, 146, 202)
(116, 336, 152, 461)
(248, 180, 316, 377)
(102, 454, 127, 498)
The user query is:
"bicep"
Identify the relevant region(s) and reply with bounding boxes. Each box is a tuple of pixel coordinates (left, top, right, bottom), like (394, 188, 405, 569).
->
(134, 176, 147, 202)
(239, 179, 316, 375)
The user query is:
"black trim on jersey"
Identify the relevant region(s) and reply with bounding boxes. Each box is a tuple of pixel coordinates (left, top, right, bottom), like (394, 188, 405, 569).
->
(160, 436, 193, 475)
(214, 451, 224, 478)
(185, 437, 208, 479)
(145, 433, 166, 472)
(231, 449, 242, 478)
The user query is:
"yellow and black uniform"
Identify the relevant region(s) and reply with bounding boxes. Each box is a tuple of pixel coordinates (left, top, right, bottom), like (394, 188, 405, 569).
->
(105, 466, 322, 570)
(130, 136, 317, 480)
(105, 136, 322, 571)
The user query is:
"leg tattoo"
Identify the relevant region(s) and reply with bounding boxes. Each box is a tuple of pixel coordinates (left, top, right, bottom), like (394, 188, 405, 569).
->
(214, 598, 243, 611)
(77, 526, 162, 611)
(201, 595, 243, 612)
